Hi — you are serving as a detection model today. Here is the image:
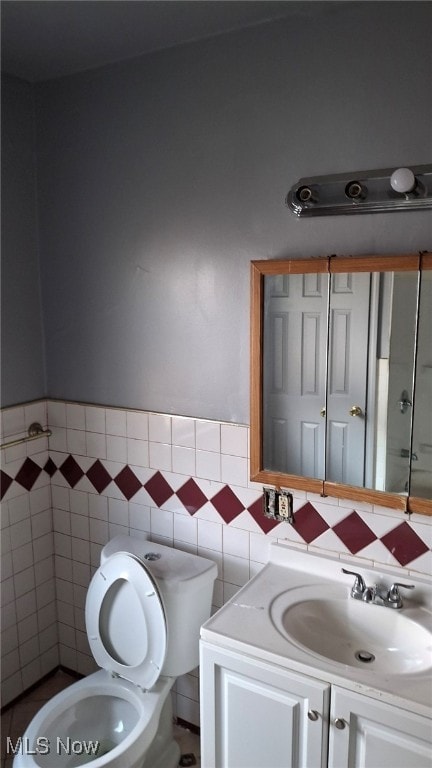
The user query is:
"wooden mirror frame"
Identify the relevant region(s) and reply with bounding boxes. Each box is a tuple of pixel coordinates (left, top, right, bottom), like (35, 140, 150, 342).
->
(250, 252, 432, 516)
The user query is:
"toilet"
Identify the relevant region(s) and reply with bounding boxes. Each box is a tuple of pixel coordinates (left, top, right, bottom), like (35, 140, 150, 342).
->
(13, 534, 217, 768)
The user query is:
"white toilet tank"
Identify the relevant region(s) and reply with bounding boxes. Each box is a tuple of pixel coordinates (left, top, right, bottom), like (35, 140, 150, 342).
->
(101, 535, 217, 677)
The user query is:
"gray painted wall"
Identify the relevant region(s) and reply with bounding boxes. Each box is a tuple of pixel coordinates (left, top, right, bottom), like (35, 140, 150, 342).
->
(4, 2, 432, 420)
(1, 75, 46, 406)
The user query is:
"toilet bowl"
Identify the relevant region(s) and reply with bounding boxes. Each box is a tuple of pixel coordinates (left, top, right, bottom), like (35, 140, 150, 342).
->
(13, 535, 217, 768)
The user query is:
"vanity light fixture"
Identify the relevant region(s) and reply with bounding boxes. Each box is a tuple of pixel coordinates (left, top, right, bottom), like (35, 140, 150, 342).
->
(286, 164, 432, 216)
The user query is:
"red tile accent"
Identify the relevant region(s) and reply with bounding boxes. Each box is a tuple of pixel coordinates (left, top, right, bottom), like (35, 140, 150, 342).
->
(333, 511, 377, 554)
(0, 470, 13, 500)
(86, 460, 112, 494)
(248, 496, 281, 533)
(144, 471, 174, 507)
(381, 522, 429, 566)
(114, 466, 142, 501)
(293, 502, 329, 544)
(44, 457, 57, 477)
(177, 478, 208, 515)
(15, 458, 42, 491)
(211, 485, 244, 524)
(60, 455, 84, 488)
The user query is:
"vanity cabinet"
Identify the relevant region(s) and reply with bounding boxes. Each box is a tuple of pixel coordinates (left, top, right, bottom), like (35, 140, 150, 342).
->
(200, 642, 432, 768)
(200, 643, 329, 768)
(329, 686, 432, 768)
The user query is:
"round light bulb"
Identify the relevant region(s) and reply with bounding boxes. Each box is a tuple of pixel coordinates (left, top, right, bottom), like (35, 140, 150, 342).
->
(390, 167, 416, 193)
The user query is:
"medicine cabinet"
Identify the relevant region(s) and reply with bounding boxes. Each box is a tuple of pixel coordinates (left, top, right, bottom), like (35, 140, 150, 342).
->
(250, 253, 432, 515)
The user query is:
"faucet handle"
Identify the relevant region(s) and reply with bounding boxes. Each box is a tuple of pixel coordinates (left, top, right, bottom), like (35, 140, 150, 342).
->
(388, 582, 415, 608)
(341, 568, 366, 598)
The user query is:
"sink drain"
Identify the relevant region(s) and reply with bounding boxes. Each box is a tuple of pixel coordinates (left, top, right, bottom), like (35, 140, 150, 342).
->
(355, 650, 375, 663)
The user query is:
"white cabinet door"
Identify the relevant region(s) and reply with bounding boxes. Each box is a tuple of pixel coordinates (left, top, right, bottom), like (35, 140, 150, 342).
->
(329, 686, 432, 768)
(200, 642, 330, 768)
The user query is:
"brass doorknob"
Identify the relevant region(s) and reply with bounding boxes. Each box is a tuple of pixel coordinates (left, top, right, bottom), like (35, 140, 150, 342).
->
(349, 405, 363, 417)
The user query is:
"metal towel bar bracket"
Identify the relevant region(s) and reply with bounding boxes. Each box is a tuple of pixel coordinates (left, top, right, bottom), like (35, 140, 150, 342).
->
(0, 422, 52, 450)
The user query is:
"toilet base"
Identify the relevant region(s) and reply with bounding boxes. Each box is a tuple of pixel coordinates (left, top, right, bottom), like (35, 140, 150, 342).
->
(141, 692, 180, 768)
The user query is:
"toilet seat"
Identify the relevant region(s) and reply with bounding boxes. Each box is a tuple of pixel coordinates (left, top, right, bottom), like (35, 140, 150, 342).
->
(85, 552, 167, 690)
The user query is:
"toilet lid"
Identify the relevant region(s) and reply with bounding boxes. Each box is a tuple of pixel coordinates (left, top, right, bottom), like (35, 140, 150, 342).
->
(85, 552, 167, 690)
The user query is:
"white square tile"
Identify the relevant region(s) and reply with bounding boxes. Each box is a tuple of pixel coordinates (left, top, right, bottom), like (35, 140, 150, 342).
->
(221, 455, 248, 487)
(88, 494, 108, 520)
(34, 556, 54, 586)
(31, 510, 52, 539)
(10, 518, 32, 550)
(2, 406, 26, 437)
(106, 435, 127, 463)
(149, 442, 172, 471)
(129, 503, 151, 532)
(221, 424, 248, 458)
(85, 406, 106, 433)
(106, 409, 127, 437)
(48, 401, 66, 428)
(172, 417, 195, 448)
(196, 450, 220, 481)
(72, 537, 90, 564)
(150, 508, 173, 540)
(108, 498, 129, 525)
(197, 519, 222, 552)
(51, 485, 70, 511)
(172, 446, 196, 476)
(196, 421, 220, 452)
(223, 553, 250, 586)
(66, 403, 86, 430)
(223, 526, 249, 559)
(127, 438, 149, 468)
(17, 612, 37, 644)
(89, 518, 109, 545)
(53, 509, 71, 534)
(71, 513, 90, 540)
(54, 532, 71, 559)
(149, 413, 172, 444)
(8, 493, 30, 523)
(67, 429, 86, 455)
(86, 431, 107, 459)
(174, 514, 197, 546)
(127, 411, 149, 440)
(13, 567, 35, 599)
(55, 556, 73, 581)
(30, 486, 51, 516)
(12, 542, 34, 573)
(16, 589, 37, 621)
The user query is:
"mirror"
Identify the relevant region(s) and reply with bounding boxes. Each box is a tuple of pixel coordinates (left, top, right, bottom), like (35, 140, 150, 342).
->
(410, 256, 432, 513)
(251, 253, 432, 515)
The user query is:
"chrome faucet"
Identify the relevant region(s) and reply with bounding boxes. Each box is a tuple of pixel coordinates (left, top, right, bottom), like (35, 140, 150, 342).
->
(342, 568, 415, 609)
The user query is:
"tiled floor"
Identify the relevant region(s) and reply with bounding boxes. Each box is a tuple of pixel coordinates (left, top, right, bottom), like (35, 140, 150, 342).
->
(1, 669, 201, 768)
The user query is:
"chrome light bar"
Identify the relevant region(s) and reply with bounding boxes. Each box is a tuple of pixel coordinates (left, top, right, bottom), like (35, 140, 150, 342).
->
(286, 164, 432, 217)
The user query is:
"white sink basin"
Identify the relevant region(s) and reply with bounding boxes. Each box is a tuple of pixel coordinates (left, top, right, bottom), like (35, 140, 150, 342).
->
(271, 584, 432, 675)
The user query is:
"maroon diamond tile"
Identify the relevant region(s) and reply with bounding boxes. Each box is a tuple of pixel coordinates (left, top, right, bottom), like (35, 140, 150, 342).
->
(293, 502, 329, 544)
(1, 470, 13, 500)
(248, 496, 281, 534)
(44, 457, 57, 477)
(211, 486, 244, 524)
(144, 471, 174, 507)
(381, 522, 429, 567)
(177, 478, 208, 515)
(333, 511, 376, 554)
(59, 455, 84, 488)
(15, 458, 42, 491)
(86, 460, 112, 494)
(114, 466, 142, 501)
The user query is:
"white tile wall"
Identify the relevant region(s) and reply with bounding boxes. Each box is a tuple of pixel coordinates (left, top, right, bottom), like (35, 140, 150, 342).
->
(1, 398, 431, 724)
(1, 401, 58, 707)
